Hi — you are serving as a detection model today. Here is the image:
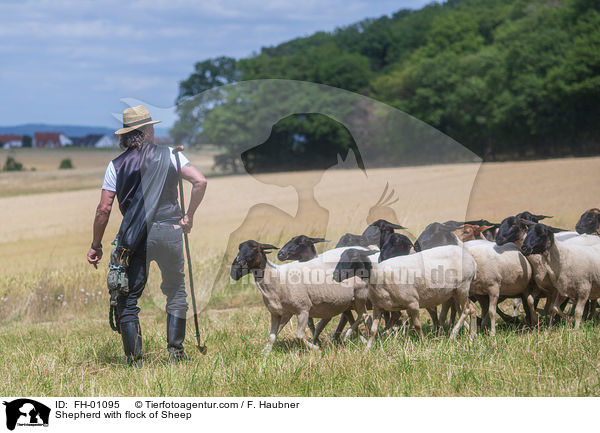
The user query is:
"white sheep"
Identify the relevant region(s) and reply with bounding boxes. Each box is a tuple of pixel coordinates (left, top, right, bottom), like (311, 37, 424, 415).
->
(461, 239, 536, 334)
(231, 240, 374, 354)
(521, 223, 600, 328)
(333, 245, 477, 348)
(518, 233, 600, 317)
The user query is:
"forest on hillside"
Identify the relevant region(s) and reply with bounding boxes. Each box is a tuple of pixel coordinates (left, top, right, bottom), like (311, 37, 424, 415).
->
(172, 0, 600, 171)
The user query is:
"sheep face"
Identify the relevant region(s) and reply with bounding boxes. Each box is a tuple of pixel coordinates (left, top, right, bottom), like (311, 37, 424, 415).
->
(379, 233, 413, 262)
(414, 222, 458, 252)
(333, 248, 374, 282)
(230, 240, 278, 280)
(362, 219, 406, 248)
(277, 235, 327, 262)
(575, 209, 600, 235)
(496, 216, 530, 246)
(521, 223, 557, 256)
(454, 224, 495, 242)
(335, 233, 370, 248)
(465, 219, 499, 241)
(516, 211, 552, 223)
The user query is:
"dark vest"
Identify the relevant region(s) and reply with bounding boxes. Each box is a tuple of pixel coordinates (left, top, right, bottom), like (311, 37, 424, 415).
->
(112, 145, 182, 221)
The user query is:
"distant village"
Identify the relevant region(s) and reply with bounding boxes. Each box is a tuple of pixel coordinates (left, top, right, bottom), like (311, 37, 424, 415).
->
(0, 132, 173, 149)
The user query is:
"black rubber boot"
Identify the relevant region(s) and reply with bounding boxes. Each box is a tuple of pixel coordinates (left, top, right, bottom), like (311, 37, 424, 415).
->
(120, 321, 143, 368)
(167, 313, 190, 362)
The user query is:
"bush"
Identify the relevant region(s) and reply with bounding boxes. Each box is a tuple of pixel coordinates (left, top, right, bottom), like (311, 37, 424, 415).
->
(3, 156, 24, 171)
(59, 158, 74, 169)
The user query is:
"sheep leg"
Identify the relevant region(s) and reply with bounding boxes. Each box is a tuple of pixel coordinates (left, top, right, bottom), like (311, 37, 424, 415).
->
(295, 311, 320, 351)
(307, 317, 315, 335)
(438, 300, 451, 328)
(543, 291, 556, 317)
(512, 298, 522, 317)
(573, 293, 590, 329)
(582, 300, 596, 321)
(350, 299, 370, 344)
(366, 308, 383, 350)
(469, 301, 478, 338)
(525, 294, 539, 327)
(312, 318, 331, 344)
(407, 304, 423, 339)
(496, 304, 520, 324)
(587, 300, 598, 321)
(262, 313, 282, 355)
(583, 301, 591, 321)
(548, 294, 568, 327)
(450, 291, 471, 339)
(518, 294, 531, 325)
(449, 299, 458, 327)
(478, 295, 490, 329)
(331, 311, 353, 341)
(383, 311, 395, 330)
(382, 311, 391, 328)
(277, 315, 291, 334)
(591, 301, 600, 321)
(488, 290, 499, 335)
(343, 309, 367, 342)
(426, 307, 439, 332)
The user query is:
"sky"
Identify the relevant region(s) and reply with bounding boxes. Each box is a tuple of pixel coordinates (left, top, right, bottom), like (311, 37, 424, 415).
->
(0, 0, 432, 130)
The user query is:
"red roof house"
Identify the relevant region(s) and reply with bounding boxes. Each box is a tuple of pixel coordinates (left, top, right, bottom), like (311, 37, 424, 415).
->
(33, 132, 72, 148)
(0, 135, 22, 148)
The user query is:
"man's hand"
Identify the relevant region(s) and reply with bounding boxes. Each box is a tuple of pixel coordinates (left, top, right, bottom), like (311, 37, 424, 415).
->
(181, 214, 193, 234)
(87, 248, 103, 269)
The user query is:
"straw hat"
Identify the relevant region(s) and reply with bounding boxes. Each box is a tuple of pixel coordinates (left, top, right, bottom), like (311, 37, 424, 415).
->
(114, 105, 161, 135)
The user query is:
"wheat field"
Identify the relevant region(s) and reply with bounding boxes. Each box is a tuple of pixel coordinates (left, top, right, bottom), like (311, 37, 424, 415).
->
(1, 150, 600, 396)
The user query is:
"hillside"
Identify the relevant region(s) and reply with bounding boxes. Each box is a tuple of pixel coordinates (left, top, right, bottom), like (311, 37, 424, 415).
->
(0, 123, 171, 138)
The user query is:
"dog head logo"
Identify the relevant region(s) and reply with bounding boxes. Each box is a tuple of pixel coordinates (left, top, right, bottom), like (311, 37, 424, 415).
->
(3, 399, 50, 430)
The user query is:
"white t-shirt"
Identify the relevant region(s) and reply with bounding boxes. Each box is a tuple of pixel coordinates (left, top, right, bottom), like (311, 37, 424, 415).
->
(102, 147, 190, 192)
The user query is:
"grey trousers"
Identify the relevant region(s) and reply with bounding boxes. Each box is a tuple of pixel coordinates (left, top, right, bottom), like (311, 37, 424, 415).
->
(117, 221, 189, 324)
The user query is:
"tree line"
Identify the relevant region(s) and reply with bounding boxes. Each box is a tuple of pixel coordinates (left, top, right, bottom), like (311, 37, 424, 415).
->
(173, 0, 600, 171)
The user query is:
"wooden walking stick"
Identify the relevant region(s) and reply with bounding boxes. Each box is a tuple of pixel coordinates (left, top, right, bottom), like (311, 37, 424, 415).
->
(173, 145, 207, 354)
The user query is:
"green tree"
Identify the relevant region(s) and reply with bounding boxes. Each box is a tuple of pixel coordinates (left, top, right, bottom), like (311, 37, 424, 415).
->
(21, 135, 32, 148)
(173, 0, 600, 166)
(3, 156, 24, 171)
(176, 56, 241, 104)
(59, 158, 74, 169)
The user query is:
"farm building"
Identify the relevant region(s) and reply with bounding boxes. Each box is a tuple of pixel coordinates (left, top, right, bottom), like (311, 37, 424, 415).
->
(71, 134, 118, 148)
(0, 134, 22, 149)
(33, 132, 72, 148)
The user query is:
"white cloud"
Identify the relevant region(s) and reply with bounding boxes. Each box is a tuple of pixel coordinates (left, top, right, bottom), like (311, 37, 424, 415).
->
(0, 0, 432, 125)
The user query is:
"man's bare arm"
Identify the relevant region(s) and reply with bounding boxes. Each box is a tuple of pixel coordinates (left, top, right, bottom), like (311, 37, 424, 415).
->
(180, 163, 207, 233)
(88, 189, 116, 267)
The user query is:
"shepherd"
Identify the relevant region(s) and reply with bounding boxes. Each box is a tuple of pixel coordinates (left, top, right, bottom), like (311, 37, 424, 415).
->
(87, 105, 207, 367)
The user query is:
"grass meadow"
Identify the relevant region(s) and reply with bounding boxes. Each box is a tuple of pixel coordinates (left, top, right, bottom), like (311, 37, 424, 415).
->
(2, 149, 600, 396)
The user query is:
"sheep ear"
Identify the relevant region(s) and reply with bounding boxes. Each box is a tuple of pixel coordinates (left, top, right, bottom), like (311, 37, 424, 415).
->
(260, 243, 279, 250)
(442, 221, 465, 230)
(549, 227, 567, 233)
(308, 237, 329, 244)
(388, 222, 406, 229)
(535, 214, 552, 220)
(365, 249, 379, 256)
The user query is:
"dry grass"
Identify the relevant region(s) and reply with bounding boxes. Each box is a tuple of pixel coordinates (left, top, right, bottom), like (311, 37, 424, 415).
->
(2, 152, 600, 395)
(0, 147, 219, 197)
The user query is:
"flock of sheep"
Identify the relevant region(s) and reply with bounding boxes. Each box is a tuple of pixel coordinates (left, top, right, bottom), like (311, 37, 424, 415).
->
(229, 208, 600, 354)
